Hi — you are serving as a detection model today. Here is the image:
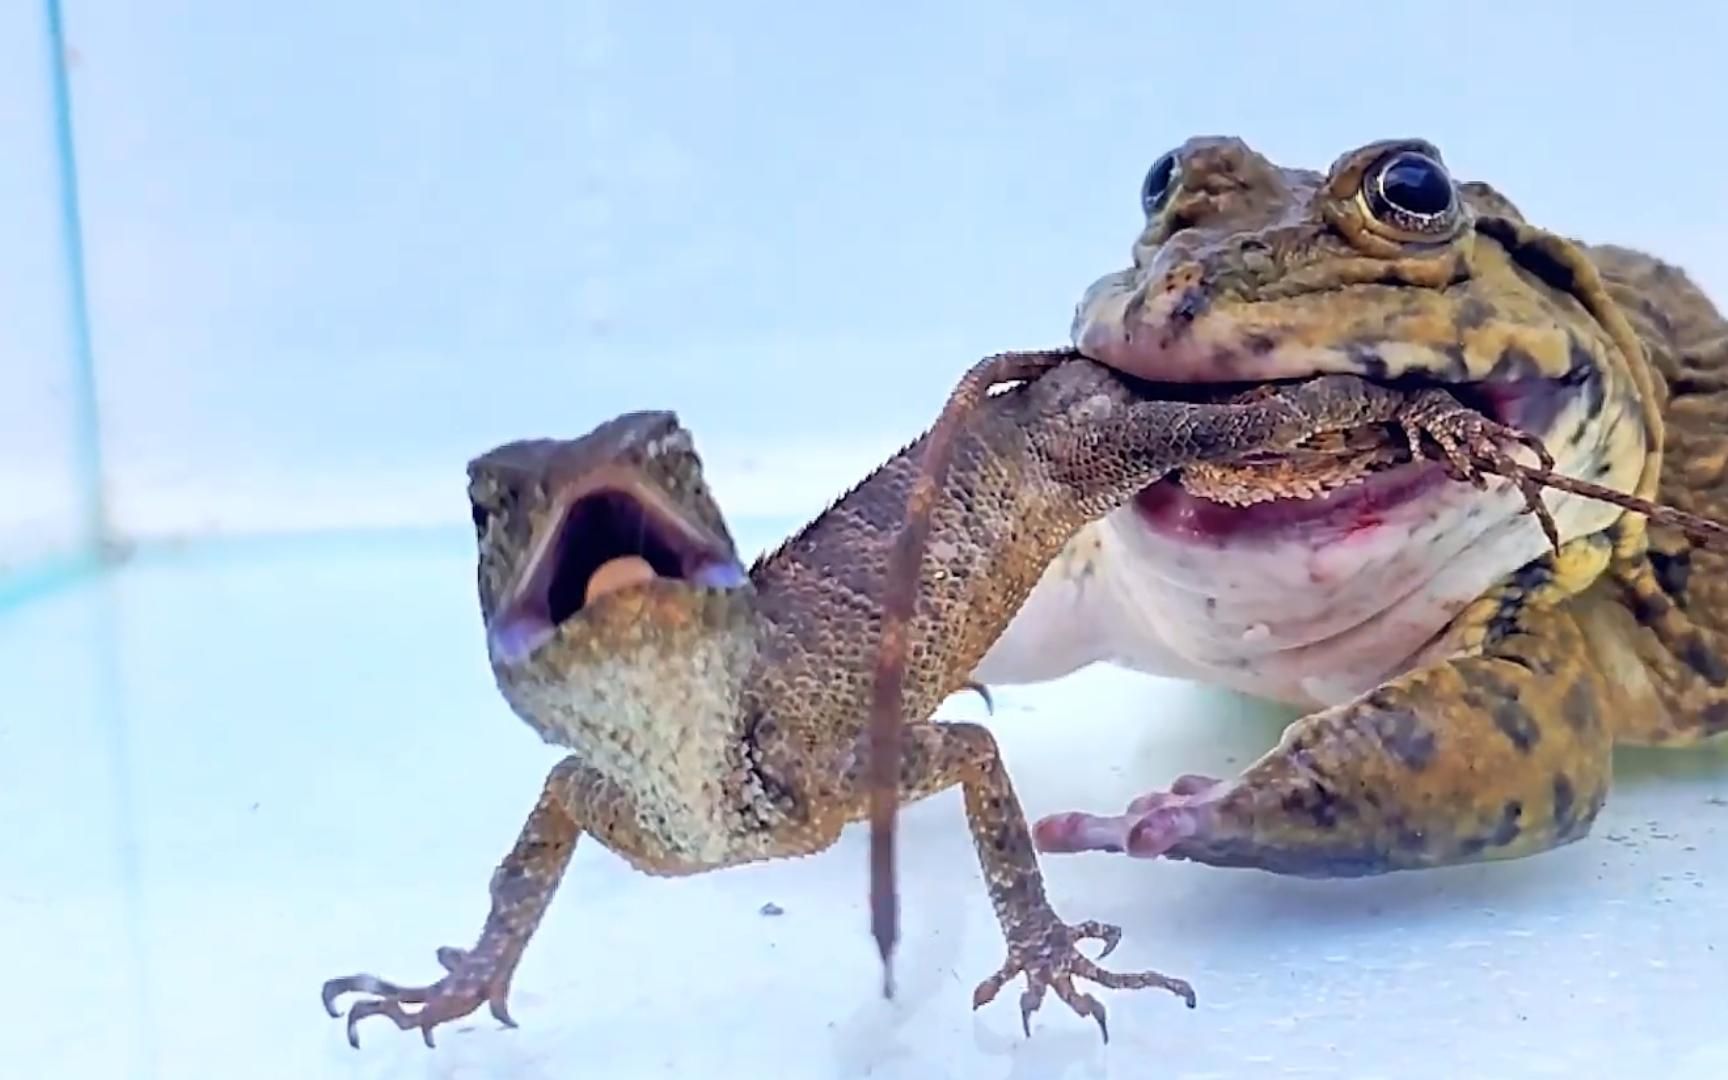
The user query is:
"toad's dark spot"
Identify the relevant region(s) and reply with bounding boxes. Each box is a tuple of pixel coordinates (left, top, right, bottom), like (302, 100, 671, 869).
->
(1497, 650, 1540, 675)
(1486, 696, 1539, 752)
(1568, 349, 1608, 416)
(1440, 343, 1469, 379)
(1483, 220, 1579, 297)
(1167, 836, 1394, 878)
(1492, 801, 1524, 846)
(1364, 700, 1437, 771)
(1244, 332, 1277, 356)
(1552, 773, 1577, 837)
(1280, 782, 1355, 830)
(1561, 679, 1598, 733)
(1509, 559, 1553, 594)
(1681, 637, 1728, 686)
(1465, 658, 1525, 703)
(1494, 344, 1544, 381)
(1630, 588, 1671, 627)
(1667, 374, 1720, 398)
(1453, 296, 1494, 331)
(1171, 289, 1208, 324)
(1649, 549, 1692, 598)
(1565, 335, 1595, 379)
(1345, 342, 1390, 380)
(1703, 701, 1728, 736)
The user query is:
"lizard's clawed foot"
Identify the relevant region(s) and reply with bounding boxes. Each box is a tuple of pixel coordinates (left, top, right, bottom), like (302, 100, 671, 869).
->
(1396, 389, 1560, 548)
(1032, 775, 1225, 858)
(973, 915, 1195, 1041)
(321, 945, 518, 1048)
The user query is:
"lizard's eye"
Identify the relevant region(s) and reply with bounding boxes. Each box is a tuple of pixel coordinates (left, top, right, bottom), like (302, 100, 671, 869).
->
(1361, 149, 1457, 238)
(1140, 150, 1180, 217)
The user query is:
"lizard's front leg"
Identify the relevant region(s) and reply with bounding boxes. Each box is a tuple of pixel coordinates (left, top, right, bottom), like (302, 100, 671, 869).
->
(322, 755, 653, 1047)
(855, 722, 1195, 1038)
(1035, 587, 1615, 876)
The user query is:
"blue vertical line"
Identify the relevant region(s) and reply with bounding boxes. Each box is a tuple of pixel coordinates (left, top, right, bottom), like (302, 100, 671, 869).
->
(43, 0, 111, 556)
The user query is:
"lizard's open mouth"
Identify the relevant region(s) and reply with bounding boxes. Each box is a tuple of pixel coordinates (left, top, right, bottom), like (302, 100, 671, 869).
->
(488, 481, 749, 665)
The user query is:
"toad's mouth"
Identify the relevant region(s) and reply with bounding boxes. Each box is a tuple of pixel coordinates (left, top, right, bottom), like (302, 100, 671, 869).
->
(1134, 372, 1580, 543)
(488, 478, 748, 665)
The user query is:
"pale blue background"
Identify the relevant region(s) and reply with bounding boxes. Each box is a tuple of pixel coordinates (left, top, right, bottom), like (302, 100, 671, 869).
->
(4, 4, 1728, 1079)
(5, 0, 1727, 566)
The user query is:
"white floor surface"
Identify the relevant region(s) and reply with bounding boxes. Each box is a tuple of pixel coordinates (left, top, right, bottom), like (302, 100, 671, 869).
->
(6, 518, 1728, 1079)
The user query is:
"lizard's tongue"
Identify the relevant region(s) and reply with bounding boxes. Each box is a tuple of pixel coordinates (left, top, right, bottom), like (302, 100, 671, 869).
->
(584, 555, 656, 601)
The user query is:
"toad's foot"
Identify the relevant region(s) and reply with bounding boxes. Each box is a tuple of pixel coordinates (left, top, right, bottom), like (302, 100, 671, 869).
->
(1032, 775, 1225, 858)
(972, 915, 1195, 1042)
(1036, 591, 1618, 877)
(322, 944, 520, 1049)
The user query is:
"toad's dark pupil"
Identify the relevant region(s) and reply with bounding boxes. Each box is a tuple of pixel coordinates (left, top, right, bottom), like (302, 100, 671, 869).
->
(1377, 153, 1453, 217)
(1141, 152, 1178, 215)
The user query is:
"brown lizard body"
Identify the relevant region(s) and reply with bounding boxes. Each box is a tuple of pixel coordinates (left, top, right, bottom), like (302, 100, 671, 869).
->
(320, 356, 1498, 1047)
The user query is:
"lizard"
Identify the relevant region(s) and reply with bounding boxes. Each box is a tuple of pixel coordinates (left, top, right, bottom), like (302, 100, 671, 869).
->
(911, 136, 1728, 881)
(318, 351, 1546, 1048)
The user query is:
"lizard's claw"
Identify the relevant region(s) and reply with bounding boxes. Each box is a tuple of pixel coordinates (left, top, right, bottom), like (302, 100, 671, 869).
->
(1397, 390, 1560, 550)
(321, 946, 519, 1049)
(971, 914, 1195, 1043)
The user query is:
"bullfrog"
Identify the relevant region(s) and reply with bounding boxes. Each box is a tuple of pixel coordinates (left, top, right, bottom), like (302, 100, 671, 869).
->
(978, 136, 1728, 875)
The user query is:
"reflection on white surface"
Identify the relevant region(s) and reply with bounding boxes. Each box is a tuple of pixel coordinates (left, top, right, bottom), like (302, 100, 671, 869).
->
(5, 517, 1726, 1079)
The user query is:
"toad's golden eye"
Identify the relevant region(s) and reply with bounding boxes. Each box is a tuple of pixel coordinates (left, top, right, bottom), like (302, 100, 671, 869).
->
(1140, 150, 1180, 216)
(1362, 149, 1458, 237)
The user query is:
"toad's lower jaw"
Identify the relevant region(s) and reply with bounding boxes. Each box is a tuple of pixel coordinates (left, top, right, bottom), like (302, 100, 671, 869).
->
(1132, 460, 1450, 545)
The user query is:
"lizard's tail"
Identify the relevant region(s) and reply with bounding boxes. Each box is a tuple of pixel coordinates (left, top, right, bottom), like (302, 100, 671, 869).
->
(867, 347, 1079, 996)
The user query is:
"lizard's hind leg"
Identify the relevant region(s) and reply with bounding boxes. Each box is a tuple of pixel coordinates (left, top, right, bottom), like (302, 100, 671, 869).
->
(848, 721, 1194, 1040)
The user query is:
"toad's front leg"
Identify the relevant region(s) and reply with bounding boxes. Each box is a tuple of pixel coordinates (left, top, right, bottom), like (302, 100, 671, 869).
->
(855, 722, 1195, 1038)
(1036, 594, 1615, 876)
(322, 755, 683, 1047)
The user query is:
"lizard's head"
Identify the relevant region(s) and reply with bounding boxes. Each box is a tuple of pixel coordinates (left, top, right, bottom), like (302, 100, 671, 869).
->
(466, 411, 753, 671)
(1073, 135, 1659, 549)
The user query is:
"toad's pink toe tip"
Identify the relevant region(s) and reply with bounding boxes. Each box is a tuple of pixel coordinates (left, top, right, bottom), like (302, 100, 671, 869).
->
(1033, 811, 1130, 854)
(1125, 806, 1202, 858)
